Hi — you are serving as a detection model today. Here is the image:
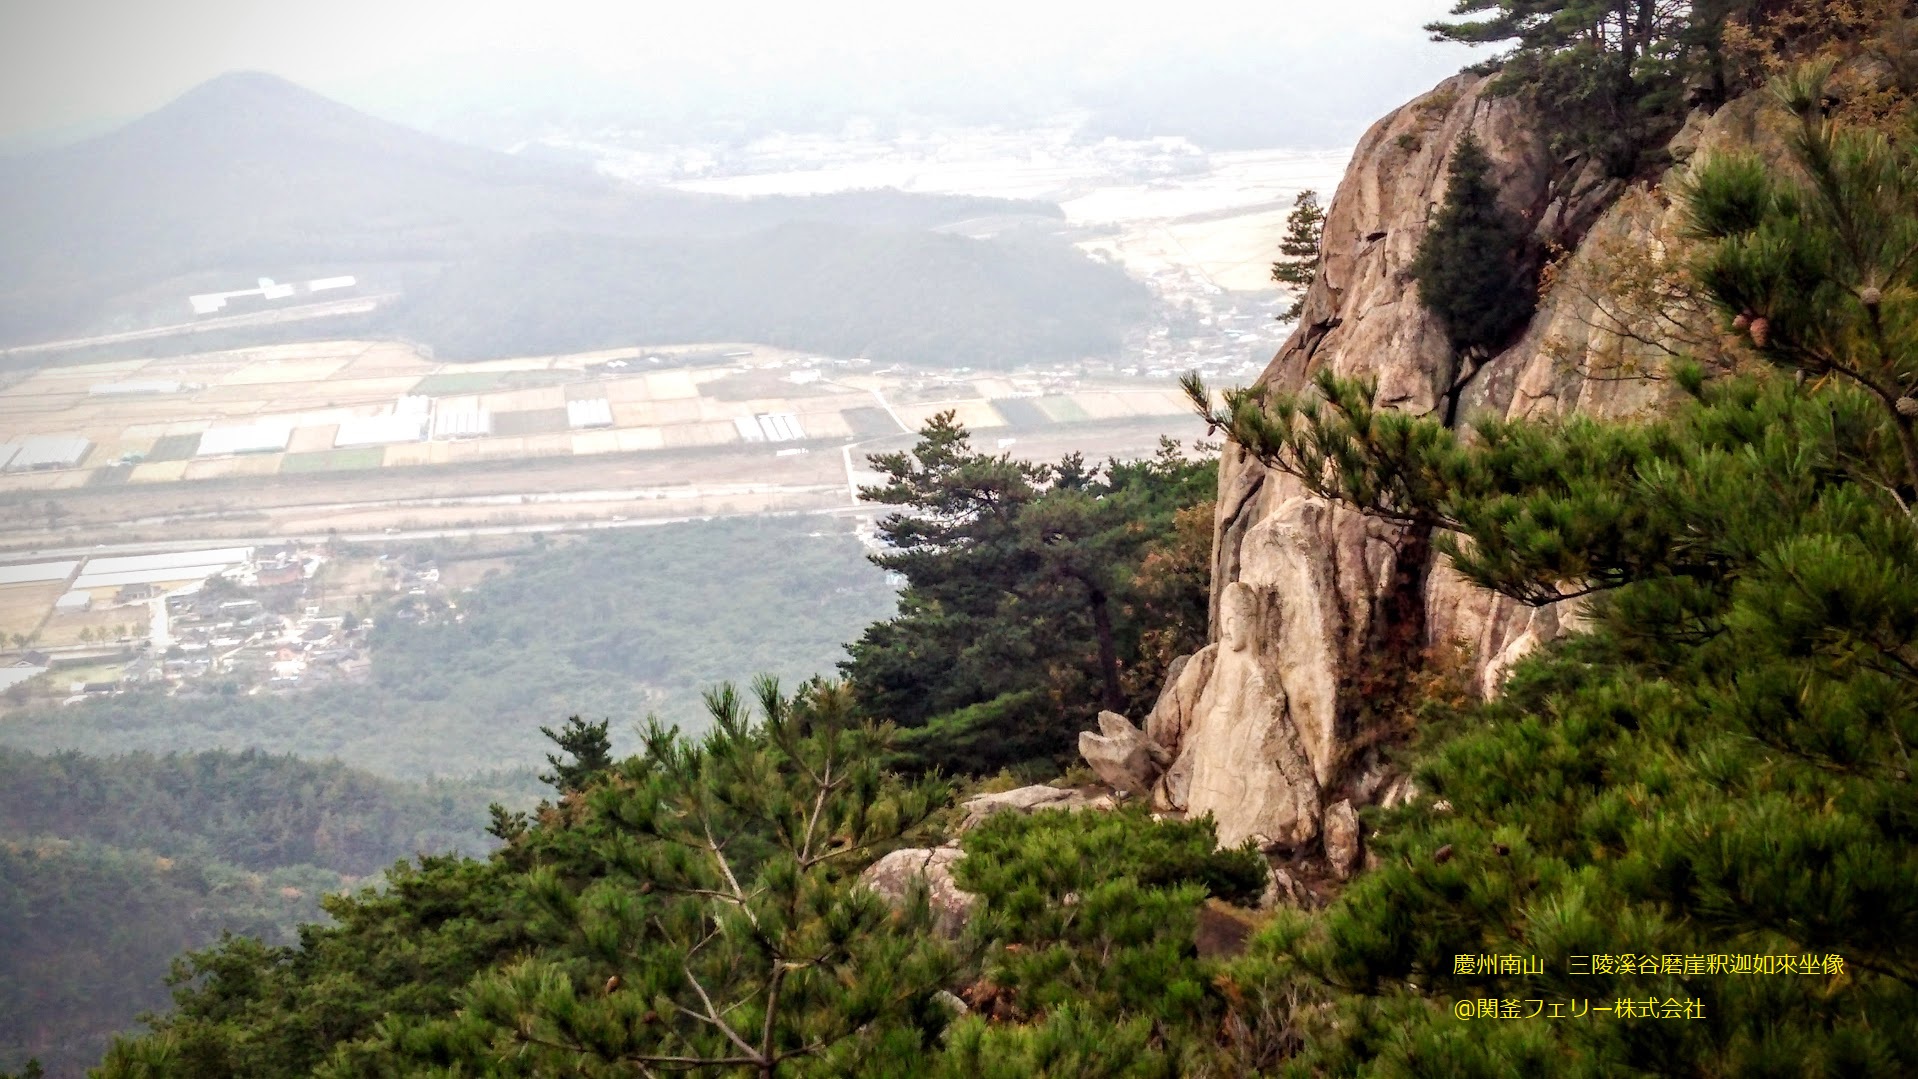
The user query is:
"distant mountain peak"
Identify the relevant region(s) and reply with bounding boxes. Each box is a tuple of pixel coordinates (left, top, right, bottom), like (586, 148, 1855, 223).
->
(180, 69, 316, 99)
(131, 70, 366, 134)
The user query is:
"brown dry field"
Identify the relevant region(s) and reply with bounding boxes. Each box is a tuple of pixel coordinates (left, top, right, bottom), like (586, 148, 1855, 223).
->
(0, 582, 63, 641)
(0, 440, 853, 551)
(38, 601, 148, 648)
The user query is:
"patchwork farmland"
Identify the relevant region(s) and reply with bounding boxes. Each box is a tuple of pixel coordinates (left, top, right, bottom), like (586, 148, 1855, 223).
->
(0, 339, 1206, 554)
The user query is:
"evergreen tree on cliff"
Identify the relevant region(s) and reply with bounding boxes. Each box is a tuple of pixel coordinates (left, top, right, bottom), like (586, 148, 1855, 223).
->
(1428, 0, 1735, 172)
(1411, 132, 1535, 382)
(1271, 189, 1325, 322)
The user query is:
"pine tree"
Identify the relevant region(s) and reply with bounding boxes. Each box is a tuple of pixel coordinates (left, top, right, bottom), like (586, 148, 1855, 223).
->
(1410, 132, 1536, 394)
(1427, 0, 1727, 172)
(846, 416, 1213, 772)
(536, 714, 613, 794)
(1686, 61, 1918, 492)
(1271, 189, 1325, 323)
(298, 679, 961, 1078)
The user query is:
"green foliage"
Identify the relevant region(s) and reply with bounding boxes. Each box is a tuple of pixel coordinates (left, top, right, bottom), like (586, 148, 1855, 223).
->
(0, 517, 897, 777)
(1427, 0, 1735, 174)
(963, 806, 1265, 908)
(943, 812, 1270, 1070)
(951, 807, 1267, 1070)
(1685, 62, 1918, 489)
(889, 689, 1059, 777)
(845, 421, 1215, 774)
(0, 839, 329, 1078)
(936, 1006, 1179, 1079)
(1271, 189, 1325, 322)
(536, 715, 613, 795)
(1410, 133, 1537, 363)
(392, 225, 1153, 367)
(0, 747, 510, 875)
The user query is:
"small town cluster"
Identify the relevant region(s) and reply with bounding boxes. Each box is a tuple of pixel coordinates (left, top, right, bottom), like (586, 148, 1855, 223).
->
(0, 541, 452, 705)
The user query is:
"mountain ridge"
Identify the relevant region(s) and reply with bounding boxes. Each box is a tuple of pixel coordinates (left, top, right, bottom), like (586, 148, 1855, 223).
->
(0, 71, 1108, 362)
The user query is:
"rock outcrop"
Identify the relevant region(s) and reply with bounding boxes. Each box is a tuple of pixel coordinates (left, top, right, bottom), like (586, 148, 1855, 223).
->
(1088, 73, 1769, 853)
(1322, 800, 1361, 880)
(863, 783, 1125, 935)
(1078, 710, 1170, 796)
(955, 783, 1111, 834)
(860, 845, 973, 934)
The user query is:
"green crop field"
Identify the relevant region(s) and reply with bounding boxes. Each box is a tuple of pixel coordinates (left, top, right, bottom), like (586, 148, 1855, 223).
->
(410, 372, 507, 395)
(145, 434, 203, 462)
(279, 447, 386, 473)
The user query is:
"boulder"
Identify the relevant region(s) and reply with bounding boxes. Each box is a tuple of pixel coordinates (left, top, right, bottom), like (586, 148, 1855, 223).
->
(859, 845, 973, 935)
(956, 784, 1106, 833)
(1323, 799, 1362, 880)
(1077, 710, 1169, 796)
(1145, 647, 1217, 753)
(1260, 864, 1307, 910)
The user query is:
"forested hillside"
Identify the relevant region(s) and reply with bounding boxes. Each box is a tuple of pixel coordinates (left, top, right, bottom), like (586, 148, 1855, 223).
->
(0, 748, 516, 873)
(387, 224, 1150, 366)
(0, 749, 531, 1077)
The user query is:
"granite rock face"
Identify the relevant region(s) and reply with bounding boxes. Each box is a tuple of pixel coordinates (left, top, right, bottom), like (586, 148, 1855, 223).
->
(1089, 73, 1761, 853)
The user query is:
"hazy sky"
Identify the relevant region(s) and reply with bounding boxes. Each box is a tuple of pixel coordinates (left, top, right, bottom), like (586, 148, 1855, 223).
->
(0, 0, 1474, 144)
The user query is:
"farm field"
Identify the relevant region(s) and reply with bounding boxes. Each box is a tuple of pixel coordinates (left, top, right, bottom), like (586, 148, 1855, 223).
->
(0, 338, 1207, 554)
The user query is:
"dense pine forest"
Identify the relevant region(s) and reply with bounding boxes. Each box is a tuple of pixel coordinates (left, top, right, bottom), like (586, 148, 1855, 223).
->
(0, 749, 536, 1075)
(8, 2, 1918, 1077)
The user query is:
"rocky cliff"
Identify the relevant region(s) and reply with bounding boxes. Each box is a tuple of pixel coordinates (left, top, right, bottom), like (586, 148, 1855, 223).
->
(1086, 73, 1773, 852)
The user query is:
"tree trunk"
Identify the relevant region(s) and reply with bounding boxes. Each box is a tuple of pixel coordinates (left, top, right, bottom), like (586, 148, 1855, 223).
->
(1088, 587, 1124, 713)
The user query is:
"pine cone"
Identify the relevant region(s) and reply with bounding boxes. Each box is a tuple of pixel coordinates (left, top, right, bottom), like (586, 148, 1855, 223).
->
(1896, 397, 1918, 418)
(1749, 317, 1770, 347)
(1731, 312, 1751, 330)
(1862, 286, 1884, 307)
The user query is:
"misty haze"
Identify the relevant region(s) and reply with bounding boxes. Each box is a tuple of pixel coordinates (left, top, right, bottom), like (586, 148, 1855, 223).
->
(7, 2, 1907, 1077)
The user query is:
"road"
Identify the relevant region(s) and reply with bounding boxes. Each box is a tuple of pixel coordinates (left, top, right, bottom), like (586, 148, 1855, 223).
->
(1, 293, 401, 358)
(147, 596, 170, 652)
(96, 480, 846, 531)
(8, 503, 871, 563)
